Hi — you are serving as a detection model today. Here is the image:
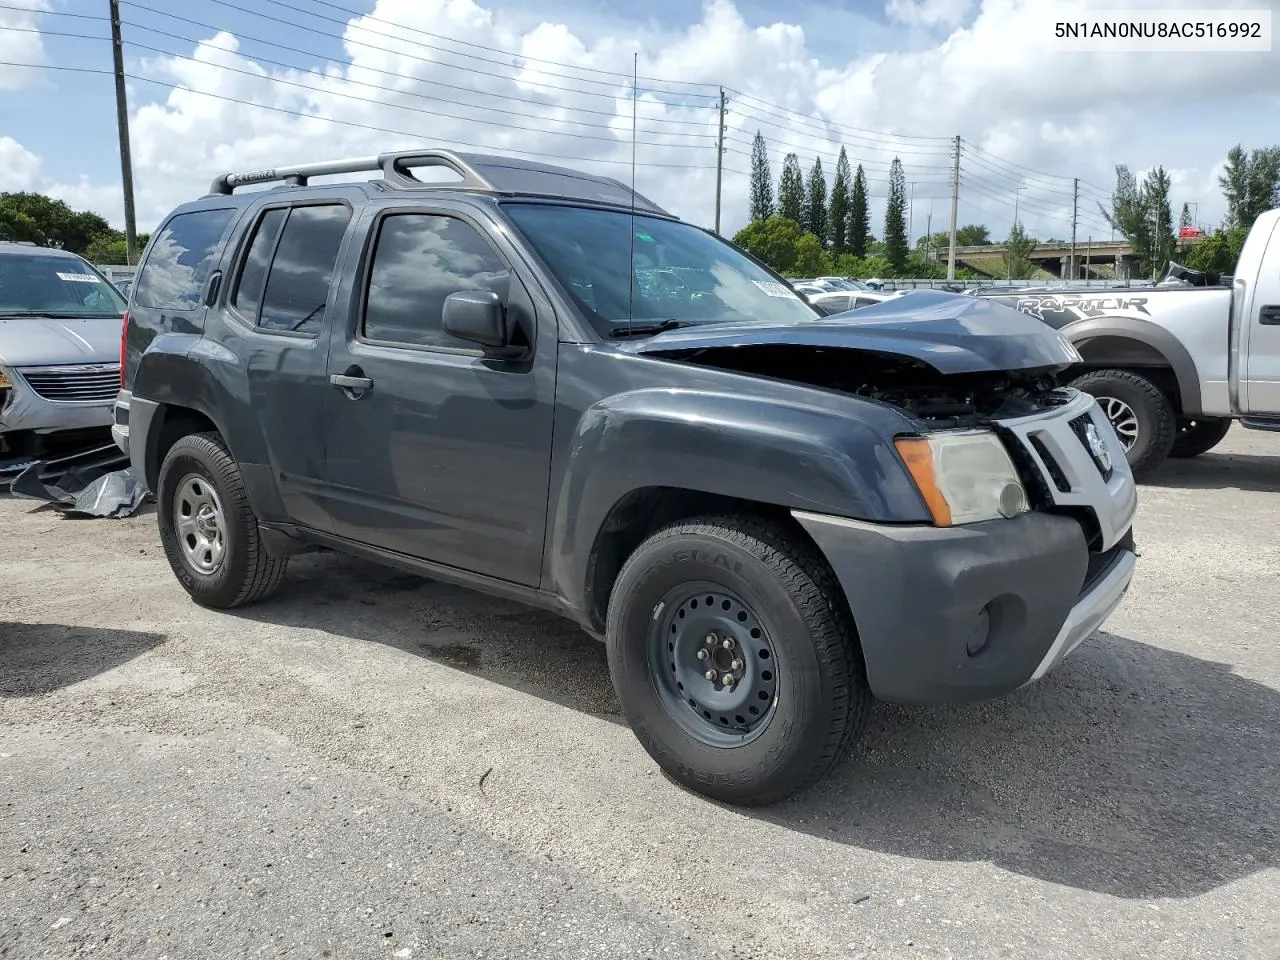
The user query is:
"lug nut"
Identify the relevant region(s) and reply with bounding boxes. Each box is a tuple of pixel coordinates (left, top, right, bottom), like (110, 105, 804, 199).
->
(722, 638, 735, 650)
(696, 649, 709, 661)
(704, 670, 718, 682)
(704, 633, 718, 647)
(731, 659, 744, 671)
(723, 673, 736, 686)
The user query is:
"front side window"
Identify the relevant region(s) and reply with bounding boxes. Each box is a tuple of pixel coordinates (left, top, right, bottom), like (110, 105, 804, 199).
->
(362, 213, 510, 349)
(238, 204, 351, 335)
(501, 203, 817, 336)
(134, 208, 235, 310)
(0, 253, 125, 318)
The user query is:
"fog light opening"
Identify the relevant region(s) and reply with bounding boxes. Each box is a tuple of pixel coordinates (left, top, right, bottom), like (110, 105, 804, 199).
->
(966, 605, 993, 658)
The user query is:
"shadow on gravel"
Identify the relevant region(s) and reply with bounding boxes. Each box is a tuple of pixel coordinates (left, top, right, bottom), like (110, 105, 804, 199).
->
(230, 552, 1279, 901)
(756, 633, 1280, 901)
(235, 552, 624, 724)
(1145, 451, 1279, 493)
(0, 622, 167, 696)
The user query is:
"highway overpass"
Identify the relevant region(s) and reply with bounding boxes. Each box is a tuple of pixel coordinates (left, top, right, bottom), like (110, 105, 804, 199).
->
(944, 236, 1205, 280)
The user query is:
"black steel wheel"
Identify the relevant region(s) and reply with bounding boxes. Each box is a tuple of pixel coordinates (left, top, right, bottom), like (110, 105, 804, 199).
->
(606, 514, 871, 806)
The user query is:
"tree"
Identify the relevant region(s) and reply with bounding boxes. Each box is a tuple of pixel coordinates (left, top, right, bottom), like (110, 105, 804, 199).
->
(1218, 143, 1280, 230)
(730, 215, 829, 276)
(848, 164, 870, 258)
(1182, 226, 1249, 275)
(883, 157, 908, 272)
(1179, 202, 1192, 230)
(1100, 164, 1175, 279)
(829, 148, 852, 253)
(919, 224, 990, 250)
(0, 192, 113, 254)
(803, 158, 828, 243)
(84, 232, 150, 264)
(1143, 165, 1176, 277)
(748, 132, 774, 223)
(1001, 222, 1038, 279)
(778, 154, 804, 224)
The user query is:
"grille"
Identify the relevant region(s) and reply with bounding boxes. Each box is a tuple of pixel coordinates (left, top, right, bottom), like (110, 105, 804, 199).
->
(19, 365, 120, 403)
(1068, 413, 1114, 481)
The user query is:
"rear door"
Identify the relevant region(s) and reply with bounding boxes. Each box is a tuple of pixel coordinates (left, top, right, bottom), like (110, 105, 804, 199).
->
(218, 194, 357, 531)
(1242, 217, 1280, 413)
(316, 201, 556, 586)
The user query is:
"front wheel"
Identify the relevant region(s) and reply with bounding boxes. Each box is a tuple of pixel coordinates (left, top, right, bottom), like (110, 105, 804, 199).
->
(1170, 417, 1232, 458)
(605, 515, 871, 806)
(156, 432, 288, 609)
(1069, 369, 1176, 478)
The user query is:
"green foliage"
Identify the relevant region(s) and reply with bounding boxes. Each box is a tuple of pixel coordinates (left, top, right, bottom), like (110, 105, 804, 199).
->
(848, 164, 870, 258)
(0, 192, 113, 255)
(1001, 222, 1039, 279)
(1179, 202, 1192, 229)
(1219, 144, 1280, 230)
(1181, 226, 1249, 275)
(778, 154, 805, 224)
(829, 148, 851, 254)
(883, 158, 908, 271)
(803, 158, 828, 243)
(731, 215, 828, 275)
(919, 224, 990, 249)
(84, 233, 150, 264)
(1099, 164, 1176, 279)
(748, 132, 774, 223)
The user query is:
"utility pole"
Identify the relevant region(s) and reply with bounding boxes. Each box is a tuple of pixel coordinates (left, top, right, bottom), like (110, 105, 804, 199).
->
(946, 135, 960, 281)
(1069, 177, 1078, 280)
(924, 208, 933, 266)
(714, 87, 726, 235)
(1086, 235, 1092, 284)
(109, 0, 138, 264)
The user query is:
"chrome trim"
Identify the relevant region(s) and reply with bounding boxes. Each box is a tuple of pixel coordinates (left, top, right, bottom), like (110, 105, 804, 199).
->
(1024, 548, 1136, 685)
(998, 389, 1138, 552)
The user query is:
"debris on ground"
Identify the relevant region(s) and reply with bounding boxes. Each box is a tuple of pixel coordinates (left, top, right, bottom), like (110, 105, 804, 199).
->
(9, 460, 148, 519)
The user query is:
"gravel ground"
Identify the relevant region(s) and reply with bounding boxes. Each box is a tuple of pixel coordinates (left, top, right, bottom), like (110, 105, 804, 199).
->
(2, 426, 1279, 959)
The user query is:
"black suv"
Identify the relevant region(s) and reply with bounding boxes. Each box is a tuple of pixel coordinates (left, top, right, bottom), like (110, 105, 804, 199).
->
(114, 149, 1138, 804)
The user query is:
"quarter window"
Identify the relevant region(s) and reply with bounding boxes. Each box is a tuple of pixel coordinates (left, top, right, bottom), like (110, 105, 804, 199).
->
(362, 214, 510, 348)
(133, 208, 235, 310)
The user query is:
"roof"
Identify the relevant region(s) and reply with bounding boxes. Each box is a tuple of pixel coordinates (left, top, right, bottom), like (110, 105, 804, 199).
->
(0, 242, 83, 259)
(206, 148, 671, 217)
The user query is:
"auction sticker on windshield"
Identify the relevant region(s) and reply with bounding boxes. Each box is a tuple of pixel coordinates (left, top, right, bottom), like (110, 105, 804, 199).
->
(56, 272, 103, 283)
(752, 280, 800, 298)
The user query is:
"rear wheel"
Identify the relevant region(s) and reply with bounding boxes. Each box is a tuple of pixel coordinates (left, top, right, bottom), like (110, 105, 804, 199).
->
(1170, 417, 1232, 458)
(1070, 369, 1176, 477)
(605, 515, 871, 806)
(156, 432, 288, 609)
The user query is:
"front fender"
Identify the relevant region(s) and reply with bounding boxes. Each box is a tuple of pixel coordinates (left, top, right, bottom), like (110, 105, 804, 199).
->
(1061, 316, 1204, 415)
(545, 387, 930, 615)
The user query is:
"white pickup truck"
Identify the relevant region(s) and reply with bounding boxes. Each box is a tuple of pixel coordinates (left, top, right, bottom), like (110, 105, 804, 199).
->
(978, 208, 1280, 475)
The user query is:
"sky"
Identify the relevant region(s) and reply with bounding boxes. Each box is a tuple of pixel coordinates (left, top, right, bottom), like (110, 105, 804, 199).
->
(2, 0, 1279, 248)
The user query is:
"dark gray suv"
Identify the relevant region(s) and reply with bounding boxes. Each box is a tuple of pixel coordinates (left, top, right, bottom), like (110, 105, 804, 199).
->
(114, 149, 1138, 804)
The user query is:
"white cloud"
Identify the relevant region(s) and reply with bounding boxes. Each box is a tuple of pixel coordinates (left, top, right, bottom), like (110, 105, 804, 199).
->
(5, 0, 1278, 242)
(0, 0, 48, 90)
(0, 136, 42, 190)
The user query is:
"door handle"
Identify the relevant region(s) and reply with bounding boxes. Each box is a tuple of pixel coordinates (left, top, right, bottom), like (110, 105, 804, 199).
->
(330, 371, 373, 398)
(1260, 305, 1280, 325)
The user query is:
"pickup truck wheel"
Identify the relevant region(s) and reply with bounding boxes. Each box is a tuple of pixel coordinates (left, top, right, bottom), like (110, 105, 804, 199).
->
(1069, 369, 1175, 477)
(156, 432, 288, 609)
(605, 515, 870, 806)
(1170, 417, 1232, 458)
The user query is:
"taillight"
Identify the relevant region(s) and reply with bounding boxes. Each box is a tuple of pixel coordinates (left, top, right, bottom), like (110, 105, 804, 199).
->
(119, 310, 128, 388)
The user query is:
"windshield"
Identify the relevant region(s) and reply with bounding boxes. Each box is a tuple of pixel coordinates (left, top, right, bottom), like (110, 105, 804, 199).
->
(501, 203, 818, 334)
(0, 252, 126, 318)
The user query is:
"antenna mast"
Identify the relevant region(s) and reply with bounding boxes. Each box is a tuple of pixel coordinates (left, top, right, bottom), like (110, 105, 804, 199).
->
(627, 51, 638, 325)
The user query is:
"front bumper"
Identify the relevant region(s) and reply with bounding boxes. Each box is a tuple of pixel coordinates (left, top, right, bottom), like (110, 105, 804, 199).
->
(1, 365, 116, 435)
(794, 510, 1136, 704)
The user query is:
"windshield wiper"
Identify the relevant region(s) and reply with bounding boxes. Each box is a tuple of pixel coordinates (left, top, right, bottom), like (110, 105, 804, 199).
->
(0, 311, 121, 319)
(607, 319, 695, 339)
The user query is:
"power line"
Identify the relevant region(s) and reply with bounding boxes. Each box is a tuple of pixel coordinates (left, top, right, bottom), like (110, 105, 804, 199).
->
(723, 129, 954, 166)
(120, 5, 716, 128)
(725, 87, 953, 143)
(962, 139, 1112, 198)
(118, 32, 719, 148)
(0, 2, 104, 20)
(723, 145, 953, 181)
(728, 103, 958, 158)
(0, 61, 718, 171)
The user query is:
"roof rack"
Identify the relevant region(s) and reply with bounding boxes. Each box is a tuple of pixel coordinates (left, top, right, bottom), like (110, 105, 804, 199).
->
(207, 148, 669, 215)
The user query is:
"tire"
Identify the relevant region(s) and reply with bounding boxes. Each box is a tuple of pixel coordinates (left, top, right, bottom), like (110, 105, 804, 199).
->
(1170, 417, 1232, 458)
(605, 514, 871, 806)
(156, 432, 288, 609)
(1069, 369, 1176, 478)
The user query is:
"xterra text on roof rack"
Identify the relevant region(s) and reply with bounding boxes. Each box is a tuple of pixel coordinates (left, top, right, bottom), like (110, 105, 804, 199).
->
(114, 149, 1138, 805)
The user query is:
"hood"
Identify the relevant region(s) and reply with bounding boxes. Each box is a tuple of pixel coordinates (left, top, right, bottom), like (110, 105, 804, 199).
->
(619, 290, 1081, 375)
(0, 315, 123, 368)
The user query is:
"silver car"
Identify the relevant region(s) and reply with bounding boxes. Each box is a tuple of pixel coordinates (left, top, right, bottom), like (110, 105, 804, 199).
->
(0, 242, 126, 459)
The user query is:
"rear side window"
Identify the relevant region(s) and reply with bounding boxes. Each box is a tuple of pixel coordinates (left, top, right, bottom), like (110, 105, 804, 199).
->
(362, 214, 510, 348)
(254, 204, 352, 335)
(134, 208, 235, 310)
(232, 208, 287, 321)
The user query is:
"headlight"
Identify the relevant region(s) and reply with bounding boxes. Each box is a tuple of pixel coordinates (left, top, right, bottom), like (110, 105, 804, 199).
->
(894, 429, 1028, 526)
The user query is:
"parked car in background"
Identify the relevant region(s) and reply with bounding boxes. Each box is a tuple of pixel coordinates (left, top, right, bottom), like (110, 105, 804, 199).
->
(114, 277, 133, 299)
(0, 242, 126, 462)
(805, 288, 898, 316)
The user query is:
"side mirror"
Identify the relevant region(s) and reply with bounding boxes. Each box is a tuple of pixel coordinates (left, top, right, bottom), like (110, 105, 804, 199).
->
(442, 290, 511, 351)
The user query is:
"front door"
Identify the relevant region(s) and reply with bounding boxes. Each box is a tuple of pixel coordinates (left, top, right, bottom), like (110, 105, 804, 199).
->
(1243, 216, 1280, 414)
(318, 205, 555, 586)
